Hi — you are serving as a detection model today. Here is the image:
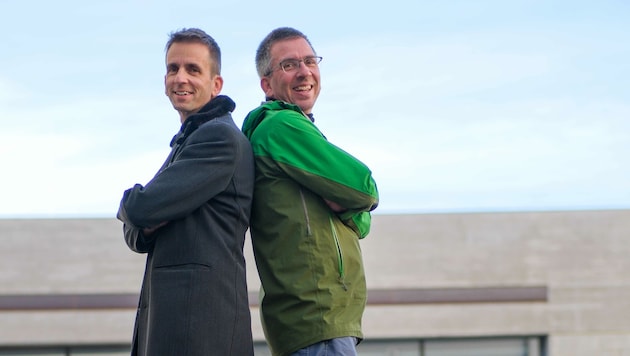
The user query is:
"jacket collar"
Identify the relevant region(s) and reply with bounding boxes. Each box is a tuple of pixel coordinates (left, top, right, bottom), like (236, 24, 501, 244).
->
(171, 95, 235, 146)
(241, 99, 313, 140)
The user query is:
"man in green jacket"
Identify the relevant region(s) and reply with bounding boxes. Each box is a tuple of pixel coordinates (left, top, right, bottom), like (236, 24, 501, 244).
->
(242, 27, 379, 356)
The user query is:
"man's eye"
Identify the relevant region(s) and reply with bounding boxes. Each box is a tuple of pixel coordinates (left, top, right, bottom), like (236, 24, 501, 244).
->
(304, 58, 316, 66)
(282, 61, 297, 70)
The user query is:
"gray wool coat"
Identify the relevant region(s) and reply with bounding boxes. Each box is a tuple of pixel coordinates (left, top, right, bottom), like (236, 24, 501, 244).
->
(117, 96, 255, 356)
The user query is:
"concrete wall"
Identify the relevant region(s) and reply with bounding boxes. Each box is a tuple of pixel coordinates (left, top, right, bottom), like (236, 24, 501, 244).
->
(1, 210, 629, 355)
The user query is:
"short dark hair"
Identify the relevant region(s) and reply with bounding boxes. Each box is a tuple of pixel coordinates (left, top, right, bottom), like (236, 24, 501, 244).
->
(255, 27, 316, 78)
(165, 28, 222, 74)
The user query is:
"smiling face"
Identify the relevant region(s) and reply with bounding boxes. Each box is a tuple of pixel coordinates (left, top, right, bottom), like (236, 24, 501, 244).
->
(261, 37, 321, 115)
(164, 41, 223, 122)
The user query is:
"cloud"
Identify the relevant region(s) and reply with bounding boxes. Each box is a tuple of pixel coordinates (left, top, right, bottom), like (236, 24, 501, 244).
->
(1, 1, 628, 216)
(309, 31, 630, 213)
(0, 82, 177, 217)
(0, 126, 169, 217)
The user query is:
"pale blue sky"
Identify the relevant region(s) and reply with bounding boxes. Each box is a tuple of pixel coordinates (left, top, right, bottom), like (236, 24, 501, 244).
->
(0, 0, 628, 217)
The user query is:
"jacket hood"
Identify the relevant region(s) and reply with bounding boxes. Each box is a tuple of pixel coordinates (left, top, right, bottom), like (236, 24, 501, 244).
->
(241, 100, 303, 139)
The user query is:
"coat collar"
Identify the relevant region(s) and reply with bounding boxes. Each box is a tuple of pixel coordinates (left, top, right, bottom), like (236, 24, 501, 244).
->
(171, 95, 235, 146)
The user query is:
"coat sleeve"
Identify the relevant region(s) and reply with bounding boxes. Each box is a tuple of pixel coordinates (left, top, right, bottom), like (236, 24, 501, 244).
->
(116, 121, 240, 229)
(119, 220, 153, 253)
(252, 110, 379, 236)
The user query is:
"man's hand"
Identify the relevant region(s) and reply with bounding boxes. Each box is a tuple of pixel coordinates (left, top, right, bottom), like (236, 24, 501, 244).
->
(324, 199, 346, 213)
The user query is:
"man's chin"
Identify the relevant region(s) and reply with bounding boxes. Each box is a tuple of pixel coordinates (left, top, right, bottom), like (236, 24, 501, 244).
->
(172, 103, 192, 113)
(295, 100, 315, 114)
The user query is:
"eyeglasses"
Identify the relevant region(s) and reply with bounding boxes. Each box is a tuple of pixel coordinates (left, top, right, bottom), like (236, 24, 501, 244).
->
(267, 56, 323, 75)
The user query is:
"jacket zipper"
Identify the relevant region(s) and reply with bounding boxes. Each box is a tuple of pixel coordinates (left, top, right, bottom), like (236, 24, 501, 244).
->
(299, 189, 312, 236)
(329, 216, 347, 290)
(300, 188, 346, 290)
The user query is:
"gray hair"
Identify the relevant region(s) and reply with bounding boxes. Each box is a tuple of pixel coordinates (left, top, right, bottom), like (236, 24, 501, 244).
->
(165, 28, 222, 74)
(255, 27, 316, 78)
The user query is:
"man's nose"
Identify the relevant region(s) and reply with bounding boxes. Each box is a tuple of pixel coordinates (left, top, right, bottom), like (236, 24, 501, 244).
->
(296, 62, 313, 77)
(174, 69, 188, 83)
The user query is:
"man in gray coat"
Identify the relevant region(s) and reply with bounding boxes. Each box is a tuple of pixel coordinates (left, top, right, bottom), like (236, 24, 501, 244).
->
(117, 28, 254, 355)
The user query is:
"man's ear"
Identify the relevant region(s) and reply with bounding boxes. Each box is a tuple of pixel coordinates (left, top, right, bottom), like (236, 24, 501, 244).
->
(212, 75, 224, 96)
(260, 77, 273, 98)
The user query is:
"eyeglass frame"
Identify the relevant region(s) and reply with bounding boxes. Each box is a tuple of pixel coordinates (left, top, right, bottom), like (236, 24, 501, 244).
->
(264, 56, 323, 76)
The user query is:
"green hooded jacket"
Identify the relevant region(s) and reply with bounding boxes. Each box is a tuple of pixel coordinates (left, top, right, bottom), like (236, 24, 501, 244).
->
(242, 100, 379, 356)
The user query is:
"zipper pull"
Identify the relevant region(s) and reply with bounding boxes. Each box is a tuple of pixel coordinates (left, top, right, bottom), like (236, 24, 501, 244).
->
(339, 277, 348, 291)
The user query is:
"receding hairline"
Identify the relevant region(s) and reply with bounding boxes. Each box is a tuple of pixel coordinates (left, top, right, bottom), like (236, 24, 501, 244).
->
(165, 28, 222, 75)
(255, 27, 316, 78)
